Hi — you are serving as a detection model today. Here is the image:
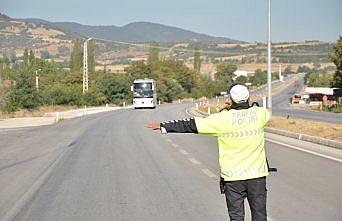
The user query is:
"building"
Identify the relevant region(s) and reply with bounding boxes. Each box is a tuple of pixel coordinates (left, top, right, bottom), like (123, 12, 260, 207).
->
(233, 70, 254, 78)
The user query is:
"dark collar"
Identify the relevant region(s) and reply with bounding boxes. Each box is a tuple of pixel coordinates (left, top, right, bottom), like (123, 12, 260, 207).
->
(231, 102, 250, 110)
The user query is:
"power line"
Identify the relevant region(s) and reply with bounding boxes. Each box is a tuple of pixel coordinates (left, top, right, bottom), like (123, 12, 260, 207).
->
(88, 37, 244, 56)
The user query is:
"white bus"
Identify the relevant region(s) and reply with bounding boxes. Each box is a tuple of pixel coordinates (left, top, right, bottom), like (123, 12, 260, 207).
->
(131, 79, 157, 109)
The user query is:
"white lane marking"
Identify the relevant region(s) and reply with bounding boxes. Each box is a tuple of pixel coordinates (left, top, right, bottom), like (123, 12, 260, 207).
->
(185, 108, 193, 117)
(165, 138, 172, 143)
(201, 169, 217, 178)
(178, 149, 189, 155)
(172, 143, 179, 148)
(188, 158, 201, 165)
(266, 138, 342, 163)
(268, 216, 275, 221)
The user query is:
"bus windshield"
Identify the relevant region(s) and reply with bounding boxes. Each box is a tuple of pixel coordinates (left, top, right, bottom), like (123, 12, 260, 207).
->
(133, 83, 153, 98)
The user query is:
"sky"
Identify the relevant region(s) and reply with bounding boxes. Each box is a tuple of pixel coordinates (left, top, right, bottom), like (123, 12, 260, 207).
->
(1, 0, 341, 42)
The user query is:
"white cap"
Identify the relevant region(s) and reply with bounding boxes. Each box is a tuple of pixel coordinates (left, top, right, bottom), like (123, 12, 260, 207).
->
(229, 84, 249, 103)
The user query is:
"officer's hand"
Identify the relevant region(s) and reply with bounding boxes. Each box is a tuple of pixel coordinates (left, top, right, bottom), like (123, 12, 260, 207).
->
(146, 123, 160, 130)
(219, 99, 232, 112)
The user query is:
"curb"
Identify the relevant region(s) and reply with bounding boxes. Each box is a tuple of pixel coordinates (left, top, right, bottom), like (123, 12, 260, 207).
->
(264, 127, 342, 150)
(189, 107, 342, 150)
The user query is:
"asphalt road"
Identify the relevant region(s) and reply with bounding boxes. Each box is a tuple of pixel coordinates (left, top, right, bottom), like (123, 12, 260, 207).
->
(1, 103, 342, 221)
(253, 75, 342, 124)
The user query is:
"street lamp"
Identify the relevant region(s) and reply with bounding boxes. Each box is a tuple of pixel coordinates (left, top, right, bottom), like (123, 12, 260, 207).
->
(267, 0, 272, 115)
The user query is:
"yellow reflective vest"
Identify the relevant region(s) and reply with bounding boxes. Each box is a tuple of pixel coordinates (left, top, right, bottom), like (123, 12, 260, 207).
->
(195, 106, 270, 181)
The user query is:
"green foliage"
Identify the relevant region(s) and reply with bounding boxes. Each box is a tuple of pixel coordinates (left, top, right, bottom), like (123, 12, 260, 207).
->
(23, 49, 29, 67)
(1, 48, 222, 113)
(215, 62, 237, 91)
(10, 51, 17, 63)
(194, 43, 201, 72)
(297, 65, 311, 73)
(305, 72, 333, 87)
(148, 42, 160, 64)
(235, 76, 247, 85)
(250, 69, 267, 86)
(331, 36, 342, 88)
(99, 73, 133, 105)
(319, 104, 342, 113)
(284, 66, 292, 75)
(88, 39, 95, 75)
(5, 66, 41, 112)
(70, 39, 83, 72)
(40, 50, 50, 59)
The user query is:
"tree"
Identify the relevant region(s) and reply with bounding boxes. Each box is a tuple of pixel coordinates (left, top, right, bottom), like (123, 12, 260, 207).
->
(10, 51, 17, 63)
(87, 39, 95, 75)
(250, 69, 267, 86)
(70, 39, 83, 72)
(194, 43, 201, 72)
(297, 65, 311, 73)
(235, 76, 247, 85)
(148, 42, 160, 64)
(23, 49, 29, 67)
(284, 66, 292, 75)
(99, 73, 133, 105)
(215, 62, 237, 91)
(40, 50, 50, 59)
(306, 72, 333, 87)
(29, 50, 35, 65)
(5, 67, 40, 112)
(331, 36, 342, 88)
(125, 61, 152, 79)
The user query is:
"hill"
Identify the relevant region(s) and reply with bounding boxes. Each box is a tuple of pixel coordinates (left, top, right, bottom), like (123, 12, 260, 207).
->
(49, 21, 241, 43)
(2, 13, 242, 44)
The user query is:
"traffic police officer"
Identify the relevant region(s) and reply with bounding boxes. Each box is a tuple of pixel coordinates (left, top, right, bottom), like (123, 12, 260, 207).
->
(148, 84, 270, 221)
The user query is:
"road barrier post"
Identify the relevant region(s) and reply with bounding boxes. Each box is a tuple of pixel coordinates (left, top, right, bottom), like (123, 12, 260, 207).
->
(178, 99, 181, 103)
(208, 107, 211, 115)
(263, 97, 267, 108)
(106, 103, 109, 112)
(123, 102, 126, 108)
(56, 112, 60, 123)
(158, 100, 161, 105)
(196, 103, 199, 110)
(84, 105, 87, 116)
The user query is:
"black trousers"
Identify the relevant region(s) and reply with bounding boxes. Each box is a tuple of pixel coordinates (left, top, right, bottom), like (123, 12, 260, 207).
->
(223, 176, 267, 221)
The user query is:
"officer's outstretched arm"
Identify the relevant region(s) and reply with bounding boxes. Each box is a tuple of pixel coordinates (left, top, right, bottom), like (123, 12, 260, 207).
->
(159, 118, 198, 134)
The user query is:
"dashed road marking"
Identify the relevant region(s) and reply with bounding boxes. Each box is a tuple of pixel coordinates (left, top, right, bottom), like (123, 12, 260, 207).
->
(201, 169, 217, 178)
(188, 158, 201, 165)
(178, 149, 189, 155)
(172, 143, 179, 148)
(165, 138, 172, 143)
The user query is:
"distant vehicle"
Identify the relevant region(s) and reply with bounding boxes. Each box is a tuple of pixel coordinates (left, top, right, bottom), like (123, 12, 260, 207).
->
(131, 79, 157, 109)
(291, 94, 304, 104)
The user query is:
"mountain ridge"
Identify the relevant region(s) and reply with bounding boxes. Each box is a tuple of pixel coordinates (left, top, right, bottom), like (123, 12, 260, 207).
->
(2, 13, 243, 43)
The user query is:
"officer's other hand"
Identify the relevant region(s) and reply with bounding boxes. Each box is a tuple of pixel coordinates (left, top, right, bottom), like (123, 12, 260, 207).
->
(146, 123, 160, 130)
(220, 99, 232, 111)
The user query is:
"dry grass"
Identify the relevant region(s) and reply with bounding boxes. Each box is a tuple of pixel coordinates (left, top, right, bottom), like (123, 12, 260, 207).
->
(237, 62, 334, 72)
(267, 116, 342, 142)
(0, 106, 78, 119)
(28, 27, 65, 37)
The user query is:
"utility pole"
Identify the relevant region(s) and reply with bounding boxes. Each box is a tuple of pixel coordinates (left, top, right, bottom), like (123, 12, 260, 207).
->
(267, 0, 272, 115)
(83, 38, 91, 94)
